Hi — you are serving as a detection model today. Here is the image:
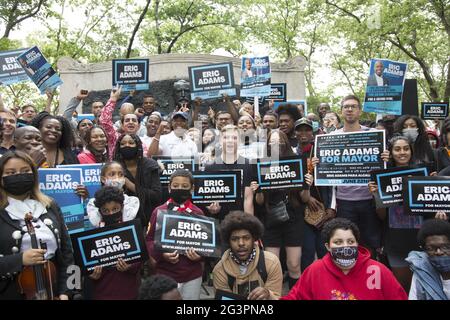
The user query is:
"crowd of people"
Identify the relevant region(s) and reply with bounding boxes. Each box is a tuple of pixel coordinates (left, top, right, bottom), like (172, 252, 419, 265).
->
(0, 86, 449, 301)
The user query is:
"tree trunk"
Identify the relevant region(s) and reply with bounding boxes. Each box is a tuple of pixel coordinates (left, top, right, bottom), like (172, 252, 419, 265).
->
(126, 0, 152, 58)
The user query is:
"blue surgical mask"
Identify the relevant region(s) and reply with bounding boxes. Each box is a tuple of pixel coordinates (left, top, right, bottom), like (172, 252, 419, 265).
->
(429, 255, 450, 273)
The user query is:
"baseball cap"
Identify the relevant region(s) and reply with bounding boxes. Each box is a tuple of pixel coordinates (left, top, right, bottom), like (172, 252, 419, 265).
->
(294, 118, 313, 130)
(172, 111, 188, 120)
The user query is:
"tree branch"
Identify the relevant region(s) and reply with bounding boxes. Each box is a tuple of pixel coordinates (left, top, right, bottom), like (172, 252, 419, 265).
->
(126, 0, 152, 58)
(325, 0, 361, 24)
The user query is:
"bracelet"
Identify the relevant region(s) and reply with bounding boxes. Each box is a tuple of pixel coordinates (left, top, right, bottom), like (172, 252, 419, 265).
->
(153, 137, 160, 142)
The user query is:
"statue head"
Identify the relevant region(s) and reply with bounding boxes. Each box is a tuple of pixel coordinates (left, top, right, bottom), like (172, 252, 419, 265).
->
(173, 79, 191, 108)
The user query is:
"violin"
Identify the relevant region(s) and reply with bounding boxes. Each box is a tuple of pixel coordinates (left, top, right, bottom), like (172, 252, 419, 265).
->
(17, 213, 58, 300)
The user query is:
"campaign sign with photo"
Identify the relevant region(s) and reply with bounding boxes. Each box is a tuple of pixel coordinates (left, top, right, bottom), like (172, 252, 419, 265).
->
(192, 171, 242, 204)
(314, 130, 386, 186)
(370, 166, 428, 208)
(363, 58, 408, 115)
(273, 100, 307, 115)
(0, 48, 29, 85)
(38, 168, 84, 233)
(154, 210, 220, 258)
(189, 62, 236, 99)
(240, 56, 271, 97)
(16, 46, 63, 94)
(112, 59, 149, 91)
(404, 176, 450, 215)
(71, 220, 147, 273)
(421, 102, 449, 120)
(257, 156, 305, 190)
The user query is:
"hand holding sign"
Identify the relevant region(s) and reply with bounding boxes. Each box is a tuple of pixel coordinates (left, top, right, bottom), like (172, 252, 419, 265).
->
(116, 258, 132, 272)
(381, 150, 390, 162)
(163, 250, 179, 264)
(185, 248, 202, 262)
(247, 287, 271, 301)
(435, 211, 448, 220)
(75, 184, 89, 199)
(206, 202, 221, 215)
(368, 181, 378, 194)
(110, 86, 122, 102)
(89, 266, 102, 280)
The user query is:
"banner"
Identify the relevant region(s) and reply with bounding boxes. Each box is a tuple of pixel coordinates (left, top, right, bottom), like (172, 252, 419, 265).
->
(58, 163, 102, 200)
(257, 156, 305, 190)
(240, 56, 271, 97)
(16, 46, 63, 94)
(403, 176, 450, 215)
(370, 166, 428, 208)
(189, 62, 236, 99)
(154, 210, 220, 258)
(421, 102, 449, 120)
(274, 100, 307, 115)
(192, 171, 242, 204)
(71, 220, 148, 273)
(314, 130, 386, 186)
(112, 59, 149, 91)
(0, 48, 29, 85)
(363, 58, 408, 115)
(38, 168, 84, 233)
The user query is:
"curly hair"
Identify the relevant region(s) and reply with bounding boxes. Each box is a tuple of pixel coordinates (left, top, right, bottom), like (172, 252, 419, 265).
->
(220, 211, 264, 245)
(138, 275, 179, 300)
(85, 126, 109, 163)
(94, 186, 124, 209)
(321, 218, 361, 244)
(276, 103, 302, 122)
(30, 112, 74, 150)
(417, 219, 450, 248)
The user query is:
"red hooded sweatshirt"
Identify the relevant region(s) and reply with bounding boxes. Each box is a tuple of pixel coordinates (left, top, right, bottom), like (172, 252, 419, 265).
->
(281, 246, 407, 300)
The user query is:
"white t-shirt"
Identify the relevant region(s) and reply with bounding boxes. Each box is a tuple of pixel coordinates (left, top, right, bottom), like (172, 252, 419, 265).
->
(409, 273, 450, 300)
(375, 74, 384, 86)
(159, 131, 198, 158)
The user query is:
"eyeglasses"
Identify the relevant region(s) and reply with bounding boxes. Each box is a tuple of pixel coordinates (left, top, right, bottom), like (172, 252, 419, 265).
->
(422, 244, 450, 255)
(342, 104, 360, 110)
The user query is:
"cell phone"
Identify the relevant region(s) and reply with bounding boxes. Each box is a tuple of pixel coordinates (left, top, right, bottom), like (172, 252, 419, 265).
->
(80, 89, 88, 95)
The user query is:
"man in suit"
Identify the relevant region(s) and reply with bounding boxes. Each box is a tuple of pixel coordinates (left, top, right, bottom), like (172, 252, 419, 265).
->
(367, 60, 390, 86)
(241, 58, 255, 79)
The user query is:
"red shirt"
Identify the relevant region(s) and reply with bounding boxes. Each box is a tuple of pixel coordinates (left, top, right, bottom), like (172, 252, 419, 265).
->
(281, 246, 407, 300)
(146, 199, 205, 283)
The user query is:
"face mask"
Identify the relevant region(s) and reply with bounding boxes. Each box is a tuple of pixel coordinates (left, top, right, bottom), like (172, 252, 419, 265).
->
(169, 189, 191, 204)
(330, 246, 358, 268)
(104, 178, 126, 189)
(402, 128, 419, 143)
(120, 146, 138, 160)
(429, 255, 450, 273)
(2, 173, 35, 196)
(101, 210, 122, 226)
(312, 121, 319, 133)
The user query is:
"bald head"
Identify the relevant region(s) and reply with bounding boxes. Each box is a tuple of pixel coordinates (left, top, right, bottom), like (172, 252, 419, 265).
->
(14, 126, 42, 151)
(120, 103, 135, 117)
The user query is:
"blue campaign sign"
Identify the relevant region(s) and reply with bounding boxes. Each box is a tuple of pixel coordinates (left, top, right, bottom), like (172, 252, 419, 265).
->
(363, 58, 408, 115)
(0, 48, 29, 85)
(257, 156, 305, 190)
(77, 114, 95, 122)
(189, 62, 236, 99)
(240, 56, 271, 97)
(404, 176, 450, 215)
(192, 171, 242, 204)
(273, 100, 307, 114)
(38, 168, 84, 233)
(154, 210, 221, 258)
(421, 102, 449, 120)
(370, 166, 428, 208)
(16, 46, 63, 94)
(57, 164, 102, 200)
(112, 59, 149, 92)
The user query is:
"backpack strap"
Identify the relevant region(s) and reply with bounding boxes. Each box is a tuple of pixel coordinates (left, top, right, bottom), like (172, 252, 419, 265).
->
(226, 249, 268, 291)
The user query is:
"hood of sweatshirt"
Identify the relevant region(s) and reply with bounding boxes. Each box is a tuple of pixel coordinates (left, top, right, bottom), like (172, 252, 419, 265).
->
(87, 194, 140, 227)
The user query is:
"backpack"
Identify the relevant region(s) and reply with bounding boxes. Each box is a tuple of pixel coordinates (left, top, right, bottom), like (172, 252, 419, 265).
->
(226, 249, 268, 290)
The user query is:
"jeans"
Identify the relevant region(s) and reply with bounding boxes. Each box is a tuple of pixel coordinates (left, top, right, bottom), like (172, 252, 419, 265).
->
(301, 222, 327, 272)
(336, 199, 382, 251)
(178, 276, 202, 300)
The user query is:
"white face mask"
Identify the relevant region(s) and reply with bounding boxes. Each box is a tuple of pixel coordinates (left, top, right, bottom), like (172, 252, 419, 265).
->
(104, 178, 126, 189)
(402, 128, 419, 143)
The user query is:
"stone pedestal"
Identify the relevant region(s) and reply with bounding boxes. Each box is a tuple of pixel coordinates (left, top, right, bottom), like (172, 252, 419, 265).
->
(57, 54, 306, 115)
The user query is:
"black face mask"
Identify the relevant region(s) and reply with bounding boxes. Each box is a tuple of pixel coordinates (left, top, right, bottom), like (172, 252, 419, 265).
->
(120, 146, 138, 160)
(169, 189, 191, 204)
(2, 173, 35, 196)
(101, 211, 122, 226)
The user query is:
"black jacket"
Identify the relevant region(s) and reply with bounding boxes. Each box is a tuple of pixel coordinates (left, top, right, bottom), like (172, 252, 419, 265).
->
(0, 201, 74, 300)
(124, 157, 162, 228)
